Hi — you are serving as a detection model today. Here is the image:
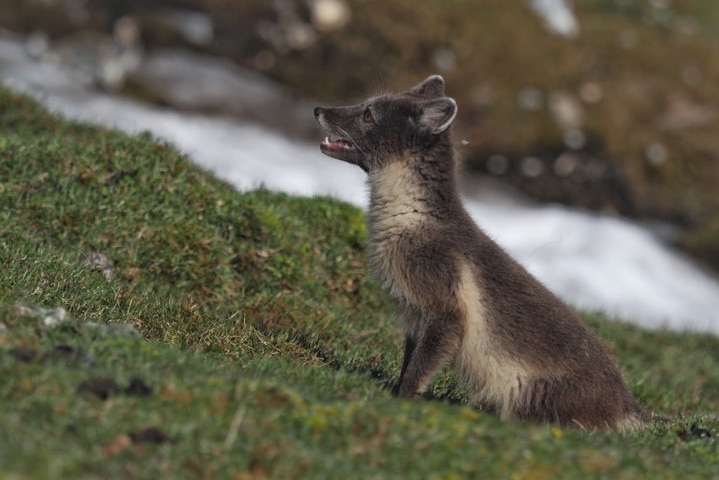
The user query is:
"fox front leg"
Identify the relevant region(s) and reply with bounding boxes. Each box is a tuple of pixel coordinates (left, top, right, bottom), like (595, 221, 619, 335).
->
(395, 312, 464, 398)
(393, 334, 417, 396)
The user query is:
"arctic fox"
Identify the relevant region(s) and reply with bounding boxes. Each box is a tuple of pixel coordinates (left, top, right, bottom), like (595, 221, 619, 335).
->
(314, 75, 645, 431)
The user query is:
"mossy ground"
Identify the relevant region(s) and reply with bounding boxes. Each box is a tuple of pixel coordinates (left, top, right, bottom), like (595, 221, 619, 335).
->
(1, 87, 718, 479)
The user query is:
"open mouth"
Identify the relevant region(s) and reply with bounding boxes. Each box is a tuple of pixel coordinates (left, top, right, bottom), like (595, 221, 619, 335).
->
(320, 135, 355, 153)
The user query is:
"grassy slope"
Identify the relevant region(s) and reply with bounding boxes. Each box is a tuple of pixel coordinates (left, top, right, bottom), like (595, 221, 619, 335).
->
(0, 87, 717, 479)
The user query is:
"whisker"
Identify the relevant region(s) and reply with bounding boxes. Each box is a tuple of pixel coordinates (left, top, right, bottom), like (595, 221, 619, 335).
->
(335, 125, 367, 156)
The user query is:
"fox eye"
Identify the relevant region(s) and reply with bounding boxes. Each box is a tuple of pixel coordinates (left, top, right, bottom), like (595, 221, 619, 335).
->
(363, 108, 374, 123)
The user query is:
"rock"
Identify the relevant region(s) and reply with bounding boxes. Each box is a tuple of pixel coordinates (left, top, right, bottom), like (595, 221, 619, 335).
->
(14, 302, 69, 327)
(42, 307, 68, 327)
(85, 252, 115, 280)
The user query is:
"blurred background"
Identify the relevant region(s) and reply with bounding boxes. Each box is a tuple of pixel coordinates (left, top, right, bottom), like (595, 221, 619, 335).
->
(1, 0, 718, 331)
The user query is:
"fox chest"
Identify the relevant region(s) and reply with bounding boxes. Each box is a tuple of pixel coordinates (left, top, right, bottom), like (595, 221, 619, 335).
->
(368, 230, 409, 302)
(367, 163, 436, 304)
(366, 211, 430, 305)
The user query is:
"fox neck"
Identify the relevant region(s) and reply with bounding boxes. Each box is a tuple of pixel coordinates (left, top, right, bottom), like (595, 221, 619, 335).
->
(367, 143, 460, 224)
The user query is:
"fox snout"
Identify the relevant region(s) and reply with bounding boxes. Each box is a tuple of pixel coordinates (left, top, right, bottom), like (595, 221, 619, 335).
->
(313, 106, 331, 131)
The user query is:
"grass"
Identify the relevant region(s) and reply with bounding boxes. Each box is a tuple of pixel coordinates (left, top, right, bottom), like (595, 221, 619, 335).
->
(0, 86, 718, 479)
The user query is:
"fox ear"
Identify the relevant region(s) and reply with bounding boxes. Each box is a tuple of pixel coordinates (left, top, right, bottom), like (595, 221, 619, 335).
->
(419, 97, 457, 134)
(410, 75, 446, 98)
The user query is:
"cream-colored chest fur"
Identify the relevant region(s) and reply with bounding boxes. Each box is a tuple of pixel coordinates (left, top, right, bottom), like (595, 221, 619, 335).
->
(367, 160, 429, 304)
(369, 160, 428, 232)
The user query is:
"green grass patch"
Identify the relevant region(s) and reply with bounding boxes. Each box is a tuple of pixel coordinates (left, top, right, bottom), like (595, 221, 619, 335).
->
(0, 86, 717, 478)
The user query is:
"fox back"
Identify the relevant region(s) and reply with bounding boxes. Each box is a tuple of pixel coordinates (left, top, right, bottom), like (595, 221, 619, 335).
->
(314, 75, 645, 431)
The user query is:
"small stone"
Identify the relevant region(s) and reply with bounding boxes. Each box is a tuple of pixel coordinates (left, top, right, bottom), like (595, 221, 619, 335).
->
(43, 307, 68, 327)
(13, 302, 71, 329)
(86, 252, 115, 280)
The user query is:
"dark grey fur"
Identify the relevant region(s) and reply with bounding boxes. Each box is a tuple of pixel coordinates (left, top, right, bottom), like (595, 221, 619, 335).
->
(314, 75, 645, 431)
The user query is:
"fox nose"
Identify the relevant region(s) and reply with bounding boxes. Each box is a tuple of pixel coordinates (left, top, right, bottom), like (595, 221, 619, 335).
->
(314, 107, 322, 118)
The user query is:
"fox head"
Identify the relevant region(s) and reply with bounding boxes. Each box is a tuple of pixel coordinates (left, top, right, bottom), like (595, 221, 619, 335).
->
(314, 75, 457, 173)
